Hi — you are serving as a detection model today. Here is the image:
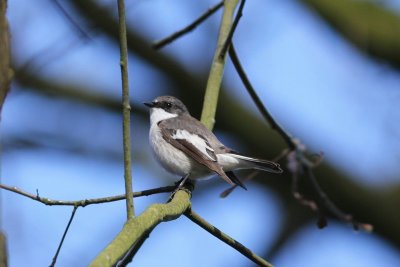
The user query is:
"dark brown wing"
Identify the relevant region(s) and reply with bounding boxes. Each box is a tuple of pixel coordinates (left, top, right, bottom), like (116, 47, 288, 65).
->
(159, 125, 239, 186)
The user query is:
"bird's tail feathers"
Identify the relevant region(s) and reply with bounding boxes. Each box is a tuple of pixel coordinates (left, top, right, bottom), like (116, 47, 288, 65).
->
(227, 153, 283, 174)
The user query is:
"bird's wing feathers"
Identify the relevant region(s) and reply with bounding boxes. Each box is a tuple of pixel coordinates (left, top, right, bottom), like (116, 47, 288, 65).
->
(159, 119, 239, 186)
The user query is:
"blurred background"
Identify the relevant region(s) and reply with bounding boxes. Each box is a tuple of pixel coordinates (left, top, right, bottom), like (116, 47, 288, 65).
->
(1, 0, 400, 266)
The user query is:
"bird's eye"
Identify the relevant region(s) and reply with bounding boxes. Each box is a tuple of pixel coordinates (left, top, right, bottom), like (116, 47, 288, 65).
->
(165, 102, 172, 108)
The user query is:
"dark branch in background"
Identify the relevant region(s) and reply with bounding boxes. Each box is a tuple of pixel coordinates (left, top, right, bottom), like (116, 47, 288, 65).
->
(218, 0, 246, 59)
(228, 43, 372, 231)
(50, 207, 78, 267)
(301, 0, 400, 69)
(17, 0, 92, 78)
(184, 209, 273, 267)
(0, 183, 175, 207)
(52, 0, 91, 39)
(153, 1, 224, 50)
(1, 0, 12, 264)
(304, 166, 372, 231)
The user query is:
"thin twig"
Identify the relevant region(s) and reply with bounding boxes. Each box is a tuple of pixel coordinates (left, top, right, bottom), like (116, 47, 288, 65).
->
(117, 0, 134, 219)
(228, 44, 295, 149)
(304, 167, 372, 231)
(184, 209, 273, 267)
(52, 0, 91, 39)
(50, 206, 78, 267)
(153, 1, 224, 50)
(229, 45, 372, 231)
(290, 165, 326, 228)
(219, 0, 246, 59)
(0, 183, 175, 207)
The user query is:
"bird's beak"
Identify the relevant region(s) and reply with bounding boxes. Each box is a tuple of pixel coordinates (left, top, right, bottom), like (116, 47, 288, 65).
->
(144, 102, 154, 108)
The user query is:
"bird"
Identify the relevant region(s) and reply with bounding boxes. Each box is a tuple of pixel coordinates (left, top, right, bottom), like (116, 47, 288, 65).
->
(144, 96, 283, 190)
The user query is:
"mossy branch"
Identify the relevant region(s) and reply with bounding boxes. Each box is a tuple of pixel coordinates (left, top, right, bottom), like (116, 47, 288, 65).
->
(200, 0, 239, 130)
(89, 190, 191, 267)
(90, 1, 245, 266)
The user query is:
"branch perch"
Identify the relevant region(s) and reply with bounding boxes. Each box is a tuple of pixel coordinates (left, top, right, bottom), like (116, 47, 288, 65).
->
(89, 190, 191, 267)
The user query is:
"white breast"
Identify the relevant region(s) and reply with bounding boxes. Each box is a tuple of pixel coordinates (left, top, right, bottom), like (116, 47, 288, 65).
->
(148, 107, 216, 179)
(149, 107, 177, 125)
(149, 111, 192, 176)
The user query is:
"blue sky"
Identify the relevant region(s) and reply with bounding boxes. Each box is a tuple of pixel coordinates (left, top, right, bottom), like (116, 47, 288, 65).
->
(1, 0, 400, 266)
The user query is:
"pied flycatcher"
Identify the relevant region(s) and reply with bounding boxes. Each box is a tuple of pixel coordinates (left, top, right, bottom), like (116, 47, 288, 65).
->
(144, 96, 282, 189)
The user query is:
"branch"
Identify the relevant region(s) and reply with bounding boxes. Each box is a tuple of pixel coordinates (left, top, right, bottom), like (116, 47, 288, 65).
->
(89, 190, 192, 267)
(0, 0, 12, 110)
(117, 0, 134, 219)
(201, 0, 240, 130)
(0, 0, 11, 264)
(153, 1, 224, 50)
(219, 0, 246, 59)
(304, 166, 372, 231)
(185, 209, 273, 267)
(229, 44, 373, 231)
(50, 207, 78, 267)
(20, 0, 398, 250)
(228, 44, 295, 149)
(0, 183, 175, 206)
(51, 0, 91, 40)
(0, 232, 7, 267)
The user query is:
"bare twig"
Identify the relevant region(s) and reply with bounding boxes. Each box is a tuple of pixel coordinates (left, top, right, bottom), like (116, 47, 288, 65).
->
(184, 209, 273, 267)
(304, 167, 372, 231)
(153, 1, 224, 50)
(117, 0, 134, 219)
(228, 44, 295, 149)
(229, 44, 372, 231)
(0, 183, 175, 207)
(219, 0, 246, 59)
(50, 206, 78, 267)
(287, 150, 318, 212)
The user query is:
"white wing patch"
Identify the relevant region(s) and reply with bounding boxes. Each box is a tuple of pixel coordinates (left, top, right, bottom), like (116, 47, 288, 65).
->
(172, 129, 216, 161)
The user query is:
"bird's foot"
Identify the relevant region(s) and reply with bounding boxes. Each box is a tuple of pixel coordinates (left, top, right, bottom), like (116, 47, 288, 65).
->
(168, 175, 194, 201)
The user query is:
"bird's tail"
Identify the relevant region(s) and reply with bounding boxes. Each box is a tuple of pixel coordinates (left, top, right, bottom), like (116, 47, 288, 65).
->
(227, 153, 283, 174)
